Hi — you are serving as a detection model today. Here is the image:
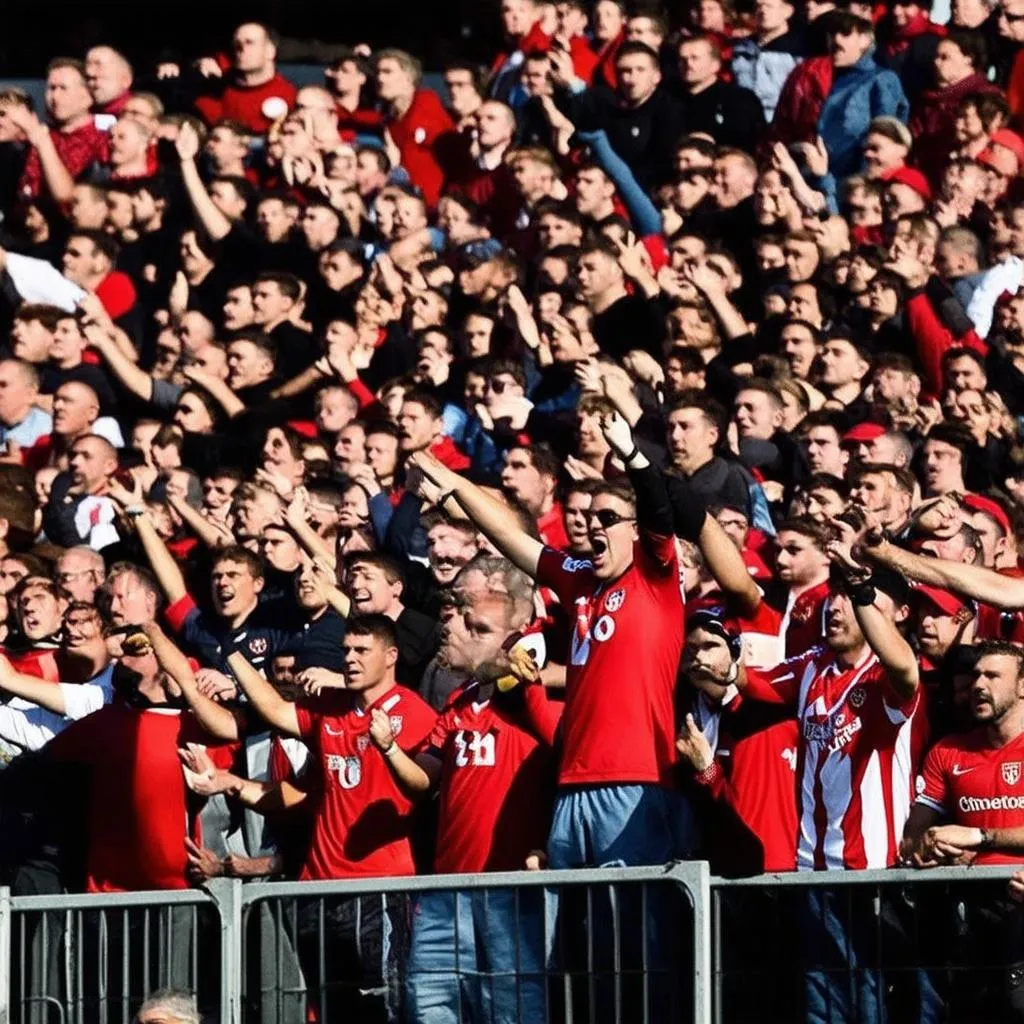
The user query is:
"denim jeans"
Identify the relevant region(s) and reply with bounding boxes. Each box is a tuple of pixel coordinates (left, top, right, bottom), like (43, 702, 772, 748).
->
(801, 887, 886, 1024)
(403, 889, 547, 1024)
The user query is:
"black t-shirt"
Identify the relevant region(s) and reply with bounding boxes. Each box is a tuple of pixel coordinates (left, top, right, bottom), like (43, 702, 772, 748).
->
(592, 294, 664, 361)
(394, 606, 440, 691)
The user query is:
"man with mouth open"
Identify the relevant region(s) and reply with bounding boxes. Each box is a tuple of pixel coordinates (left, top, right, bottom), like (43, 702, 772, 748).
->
(108, 477, 300, 675)
(409, 409, 708, 867)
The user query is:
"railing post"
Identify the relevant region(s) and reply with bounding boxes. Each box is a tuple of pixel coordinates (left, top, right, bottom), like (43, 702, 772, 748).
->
(0, 886, 9, 1024)
(665, 862, 711, 1024)
(206, 878, 243, 1024)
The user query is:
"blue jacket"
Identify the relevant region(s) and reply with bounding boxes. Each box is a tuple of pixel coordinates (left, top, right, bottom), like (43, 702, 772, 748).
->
(817, 53, 908, 180)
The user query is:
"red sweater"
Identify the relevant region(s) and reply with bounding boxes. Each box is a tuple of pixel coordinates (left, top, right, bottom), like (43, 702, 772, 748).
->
(387, 89, 458, 210)
(195, 73, 297, 134)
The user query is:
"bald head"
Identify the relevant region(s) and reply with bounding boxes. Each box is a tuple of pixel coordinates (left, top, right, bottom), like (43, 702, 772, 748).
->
(69, 434, 118, 494)
(85, 46, 133, 106)
(53, 381, 100, 438)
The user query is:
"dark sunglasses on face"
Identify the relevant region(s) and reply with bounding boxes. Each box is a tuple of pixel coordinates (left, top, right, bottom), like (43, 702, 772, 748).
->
(587, 509, 636, 529)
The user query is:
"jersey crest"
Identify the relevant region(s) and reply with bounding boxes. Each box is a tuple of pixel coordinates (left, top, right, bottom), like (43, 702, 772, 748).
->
(1003, 762, 1021, 786)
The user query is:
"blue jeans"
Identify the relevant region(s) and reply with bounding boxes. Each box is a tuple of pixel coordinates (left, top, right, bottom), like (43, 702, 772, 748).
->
(404, 889, 548, 1024)
(545, 785, 695, 1024)
(802, 888, 886, 1024)
(546, 783, 697, 869)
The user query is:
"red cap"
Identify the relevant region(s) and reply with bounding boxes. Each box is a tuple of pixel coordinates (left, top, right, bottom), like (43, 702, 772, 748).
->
(962, 493, 1012, 536)
(990, 129, 1024, 167)
(912, 584, 968, 617)
(883, 166, 932, 200)
(286, 419, 319, 439)
(842, 422, 888, 444)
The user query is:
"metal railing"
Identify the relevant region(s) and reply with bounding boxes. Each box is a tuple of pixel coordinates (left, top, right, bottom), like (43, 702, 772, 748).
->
(3, 863, 1020, 1023)
(709, 865, 1024, 1024)
(0, 862, 711, 1024)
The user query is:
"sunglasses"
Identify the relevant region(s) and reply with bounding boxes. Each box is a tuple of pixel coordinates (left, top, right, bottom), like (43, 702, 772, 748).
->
(587, 509, 636, 529)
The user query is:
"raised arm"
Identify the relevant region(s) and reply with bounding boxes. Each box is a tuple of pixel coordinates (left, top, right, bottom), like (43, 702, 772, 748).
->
(180, 365, 246, 419)
(868, 538, 1024, 609)
(176, 123, 232, 242)
(11, 109, 75, 205)
(108, 482, 188, 604)
(167, 492, 235, 550)
(829, 532, 919, 700)
(0, 654, 69, 715)
(697, 514, 761, 617)
(82, 322, 153, 403)
(410, 452, 544, 577)
(226, 650, 301, 738)
(144, 622, 242, 741)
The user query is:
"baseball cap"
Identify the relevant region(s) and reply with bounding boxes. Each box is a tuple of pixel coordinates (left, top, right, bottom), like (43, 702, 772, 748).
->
(842, 422, 887, 445)
(962, 493, 1013, 536)
(882, 166, 932, 201)
(869, 116, 913, 151)
(990, 129, 1024, 167)
(457, 238, 504, 269)
(912, 583, 969, 618)
(685, 609, 743, 659)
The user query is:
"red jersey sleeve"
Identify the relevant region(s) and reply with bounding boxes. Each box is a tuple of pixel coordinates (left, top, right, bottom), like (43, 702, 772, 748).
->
(917, 741, 950, 814)
(164, 593, 199, 634)
(396, 693, 438, 753)
(425, 702, 458, 756)
(636, 532, 677, 575)
(742, 657, 807, 707)
(294, 700, 321, 742)
(536, 546, 595, 607)
(521, 683, 564, 746)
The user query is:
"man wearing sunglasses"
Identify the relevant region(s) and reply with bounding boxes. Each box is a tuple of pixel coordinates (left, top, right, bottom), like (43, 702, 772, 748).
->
(410, 408, 708, 868)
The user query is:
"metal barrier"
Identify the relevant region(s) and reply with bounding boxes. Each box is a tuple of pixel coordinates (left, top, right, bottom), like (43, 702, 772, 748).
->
(709, 865, 1024, 1024)
(237, 863, 710, 1024)
(5, 888, 224, 1024)
(0, 862, 710, 1024)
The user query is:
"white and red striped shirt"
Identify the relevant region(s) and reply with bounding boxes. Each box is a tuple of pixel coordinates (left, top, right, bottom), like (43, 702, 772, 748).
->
(744, 647, 921, 871)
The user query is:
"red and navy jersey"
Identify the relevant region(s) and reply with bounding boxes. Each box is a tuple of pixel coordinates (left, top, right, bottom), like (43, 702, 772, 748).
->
(165, 593, 300, 673)
(537, 537, 682, 787)
(296, 685, 436, 880)
(430, 680, 562, 873)
(918, 729, 1024, 865)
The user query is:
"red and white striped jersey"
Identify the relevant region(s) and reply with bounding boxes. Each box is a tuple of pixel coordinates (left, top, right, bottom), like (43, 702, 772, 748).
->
(744, 647, 921, 871)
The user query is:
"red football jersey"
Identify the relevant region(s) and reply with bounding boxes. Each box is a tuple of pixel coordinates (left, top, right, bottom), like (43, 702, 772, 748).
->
(46, 706, 232, 892)
(918, 729, 1024, 865)
(296, 685, 436, 880)
(537, 537, 682, 787)
(430, 680, 562, 873)
(745, 648, 922, 871)
(386, 89, 457, 210)
(692, 689, 799, 872)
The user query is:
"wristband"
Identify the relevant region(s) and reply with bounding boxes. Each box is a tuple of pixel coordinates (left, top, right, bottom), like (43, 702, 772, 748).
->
(383, 743, 400, 759)
(848, 581, 877, 607)
(978, 827, 995, 850)
(437, 490, 455, 509)
(695, 761, 722, 786)
(125, 505, 146, 519)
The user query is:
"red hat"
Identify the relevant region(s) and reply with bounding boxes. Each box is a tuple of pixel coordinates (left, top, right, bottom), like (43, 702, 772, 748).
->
(990, 129, 1024, 168)
(883, 166, 932, 201)
(962, 493, 1013, 536)
(842, 422, 888, 444)
(912, 584, 968, 617)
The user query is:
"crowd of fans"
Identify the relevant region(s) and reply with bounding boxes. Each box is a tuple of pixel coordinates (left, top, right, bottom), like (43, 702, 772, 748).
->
(8, 0, 1024, 1019)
